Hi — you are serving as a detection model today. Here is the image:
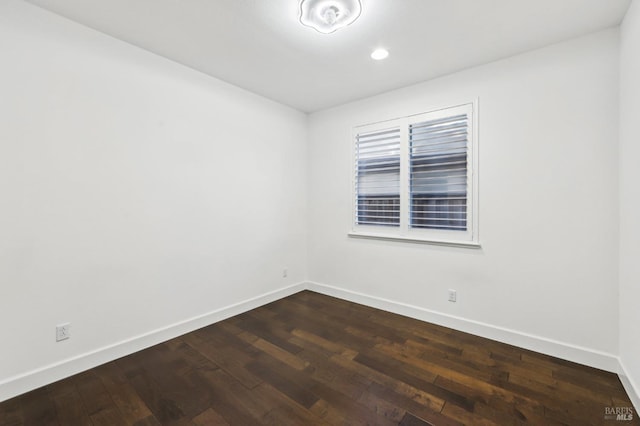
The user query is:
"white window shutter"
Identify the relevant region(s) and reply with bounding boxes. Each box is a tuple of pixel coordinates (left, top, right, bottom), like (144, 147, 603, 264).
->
(354, 126, 401, 226)
(409, 112, 469, 230)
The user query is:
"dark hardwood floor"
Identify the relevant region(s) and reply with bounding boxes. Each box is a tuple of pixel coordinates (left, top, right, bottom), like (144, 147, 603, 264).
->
(0, 290, 637, 425)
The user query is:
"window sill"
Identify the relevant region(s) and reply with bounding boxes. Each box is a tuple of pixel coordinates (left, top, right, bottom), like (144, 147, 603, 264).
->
(348, 231, 481, 249)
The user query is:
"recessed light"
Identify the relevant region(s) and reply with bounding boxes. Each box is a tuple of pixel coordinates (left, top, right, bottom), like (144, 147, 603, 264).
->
(371, 48, 389, 60)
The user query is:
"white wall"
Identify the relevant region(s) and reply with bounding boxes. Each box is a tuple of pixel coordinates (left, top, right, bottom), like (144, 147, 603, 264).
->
(0, 0, 307, 400)
(308, 30, 620, 369)
(619, 0, 640, 408)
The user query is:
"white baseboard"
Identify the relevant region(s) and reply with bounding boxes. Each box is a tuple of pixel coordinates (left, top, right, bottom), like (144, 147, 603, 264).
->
(619, 360, 640, 411)
(306, 281, 620, 373)
(0, 282, 306, 403)
(1, 280, 633, 406)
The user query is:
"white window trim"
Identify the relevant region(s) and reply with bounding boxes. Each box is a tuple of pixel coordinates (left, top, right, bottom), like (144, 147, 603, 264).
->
(348, 100, 480, 248)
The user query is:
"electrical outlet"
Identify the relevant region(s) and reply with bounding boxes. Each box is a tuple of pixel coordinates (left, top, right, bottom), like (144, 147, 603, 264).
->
(56, 323, 71, 342)
(448, 289, 457, 303)
(283, 268, 288, 278)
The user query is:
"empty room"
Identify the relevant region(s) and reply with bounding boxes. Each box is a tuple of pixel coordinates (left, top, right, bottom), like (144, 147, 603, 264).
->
(1, 0, 639, 424)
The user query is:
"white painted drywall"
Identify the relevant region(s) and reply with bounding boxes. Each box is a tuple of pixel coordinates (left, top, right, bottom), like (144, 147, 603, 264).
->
(619, 0, 640, 407)
(0, 0, 307, 396)
(307, 30, 620, 360)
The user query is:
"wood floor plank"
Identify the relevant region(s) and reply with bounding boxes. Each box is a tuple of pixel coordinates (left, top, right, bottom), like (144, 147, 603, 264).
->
(1, 290, 637, 426)
(271, 299, 379, 352)
(18, 388, 59, 426)
(298, 348, 371, 400)
(377, 339, 499, 383)
(251, 337, 309, 371)
(552, 365, 630, 397)
(117, 344, 215, 424)
(356, 387, 407, 423)
(89, 406, 129, 426)
(68, 372, 127, 425)
(307, 383, 398, 426)
(264, 404, 326, 426)
(354, 350, 477, 412)
(235, 313, 304, 355)
(93, 362, 154, 424)
(497, 373, 619, 424)
(192, 408, 229, 426)
(196, 368, 269, 422)
(309, 399, 350, 425)
(50, 387, 92, 426)
(329, 351, 446, 412)
(290, 328, 345, 354)
(441, 402, 500, 426)
(186, 370, 259, 425)
(399, 411, 435, 426)
(124, 369, 185, 424)
(166, 339, 220, 373)
(433, 374, 544, 419)
(253, 382, 329, 426)
(131, 415, 162, 426)
(366, 382, 462, 426)
(245, 354, 319, 409)
(135, 347, 218, 422)
(181, 333, 262, 389)
(0, 398, 23, 426)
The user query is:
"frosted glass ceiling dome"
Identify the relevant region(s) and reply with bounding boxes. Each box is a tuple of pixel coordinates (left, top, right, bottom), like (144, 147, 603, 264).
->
(299, 0, 362, 34)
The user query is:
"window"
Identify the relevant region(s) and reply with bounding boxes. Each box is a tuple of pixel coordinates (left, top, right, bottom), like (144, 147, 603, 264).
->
(351, 102, 478, 246)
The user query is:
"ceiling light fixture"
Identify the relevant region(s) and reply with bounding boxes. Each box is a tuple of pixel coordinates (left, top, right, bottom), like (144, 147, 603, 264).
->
(299, 0, 362, 34)
(371, 48, 389, 60)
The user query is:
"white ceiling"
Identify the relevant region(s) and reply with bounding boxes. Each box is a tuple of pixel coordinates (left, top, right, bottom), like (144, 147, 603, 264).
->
(25, 0, 631, 113)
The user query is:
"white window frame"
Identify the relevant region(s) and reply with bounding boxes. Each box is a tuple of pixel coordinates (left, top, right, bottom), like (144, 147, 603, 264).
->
(349, 101, 480, 248)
